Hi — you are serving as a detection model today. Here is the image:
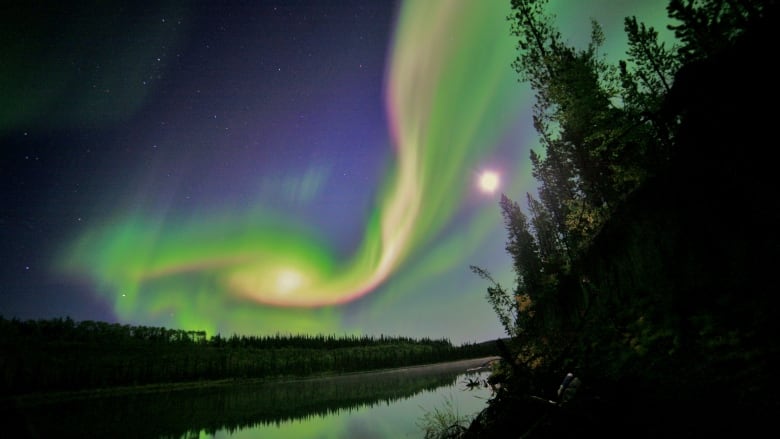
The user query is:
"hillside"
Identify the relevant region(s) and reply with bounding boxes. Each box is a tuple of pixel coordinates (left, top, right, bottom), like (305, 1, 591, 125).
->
(462, 2, 780, 437)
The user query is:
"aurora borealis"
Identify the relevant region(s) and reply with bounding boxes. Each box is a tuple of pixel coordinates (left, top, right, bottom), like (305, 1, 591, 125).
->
(1, 0, 672, 343)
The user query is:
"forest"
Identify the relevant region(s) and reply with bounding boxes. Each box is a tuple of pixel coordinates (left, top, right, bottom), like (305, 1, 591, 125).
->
(0, 316, 498, 397)
(453, 0, 780, 437)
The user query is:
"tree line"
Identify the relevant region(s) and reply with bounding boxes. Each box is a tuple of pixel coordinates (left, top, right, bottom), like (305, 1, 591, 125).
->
(0, 316, 498, 396)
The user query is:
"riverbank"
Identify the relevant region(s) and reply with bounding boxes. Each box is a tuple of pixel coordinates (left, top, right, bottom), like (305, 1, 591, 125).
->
(1, 318, 500, 397)
(5, 355, 496, 439)
(1, 356, 499, 410)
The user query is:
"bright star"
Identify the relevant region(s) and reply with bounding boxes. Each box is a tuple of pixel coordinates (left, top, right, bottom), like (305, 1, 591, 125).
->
(478, 170, 500, 194)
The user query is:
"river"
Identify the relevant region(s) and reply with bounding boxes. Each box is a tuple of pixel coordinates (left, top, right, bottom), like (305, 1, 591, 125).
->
(4, 357, 498, 438)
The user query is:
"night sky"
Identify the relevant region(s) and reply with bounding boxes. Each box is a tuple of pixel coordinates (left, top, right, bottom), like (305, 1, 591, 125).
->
(1, 0, 671, 344)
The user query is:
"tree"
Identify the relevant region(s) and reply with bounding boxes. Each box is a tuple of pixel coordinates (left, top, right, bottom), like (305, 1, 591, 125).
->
(469, 265, 518, 339)
(473, 0, 688, 379)
(466, 1, 780, 436)
(666, 0, 773, 62)
(509, 0, 642, 256)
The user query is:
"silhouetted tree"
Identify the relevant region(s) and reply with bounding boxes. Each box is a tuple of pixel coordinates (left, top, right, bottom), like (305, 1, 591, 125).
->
(467, 1, 779, 436)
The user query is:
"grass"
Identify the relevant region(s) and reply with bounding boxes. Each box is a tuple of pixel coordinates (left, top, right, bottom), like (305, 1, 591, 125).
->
(417, 393, 474, 439)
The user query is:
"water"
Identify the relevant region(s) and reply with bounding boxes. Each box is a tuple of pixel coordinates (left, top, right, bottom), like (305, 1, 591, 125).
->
(4, 357, 497, 439)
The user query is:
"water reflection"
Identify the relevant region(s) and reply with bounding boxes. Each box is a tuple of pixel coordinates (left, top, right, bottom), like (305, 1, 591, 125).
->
(5, 357, 495, 439)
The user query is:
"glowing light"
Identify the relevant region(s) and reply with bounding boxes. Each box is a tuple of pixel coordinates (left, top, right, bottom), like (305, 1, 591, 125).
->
(478, 171, 500, 194)
(55, 0, 529, 336)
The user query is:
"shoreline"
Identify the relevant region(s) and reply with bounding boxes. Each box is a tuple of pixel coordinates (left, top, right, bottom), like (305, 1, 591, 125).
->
(1, 356, 498, 409)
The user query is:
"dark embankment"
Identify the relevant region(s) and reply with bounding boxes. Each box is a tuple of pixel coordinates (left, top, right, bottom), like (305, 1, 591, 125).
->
(464, 4, 780, 437)
(0, 318, 499, 399)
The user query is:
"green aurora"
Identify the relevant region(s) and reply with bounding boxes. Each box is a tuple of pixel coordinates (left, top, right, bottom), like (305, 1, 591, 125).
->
(54, 0, 671, 339)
